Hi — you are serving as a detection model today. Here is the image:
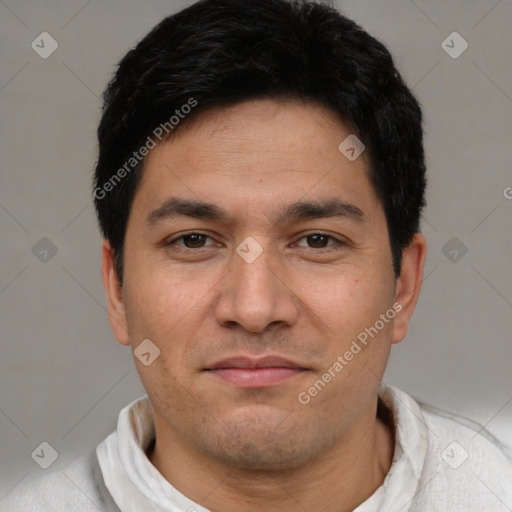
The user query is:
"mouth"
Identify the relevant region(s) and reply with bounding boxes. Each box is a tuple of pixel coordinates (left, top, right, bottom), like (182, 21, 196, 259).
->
(204, 355, 308, 387)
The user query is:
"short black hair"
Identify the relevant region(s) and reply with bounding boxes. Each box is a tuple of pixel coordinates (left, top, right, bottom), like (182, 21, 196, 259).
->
(93, 0, 426, 283)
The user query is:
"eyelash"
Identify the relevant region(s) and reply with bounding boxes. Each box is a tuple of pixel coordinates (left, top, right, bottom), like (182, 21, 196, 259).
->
(165, 231, 346, 253)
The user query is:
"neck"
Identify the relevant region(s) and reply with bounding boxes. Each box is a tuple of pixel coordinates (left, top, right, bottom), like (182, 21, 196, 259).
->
(147, 397, 395, 512)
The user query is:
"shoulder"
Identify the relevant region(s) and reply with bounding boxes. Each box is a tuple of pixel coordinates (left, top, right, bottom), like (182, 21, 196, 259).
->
(420, 401, 512, 470)
(412, 400, 512, 511)
(0, 449, 120, 512)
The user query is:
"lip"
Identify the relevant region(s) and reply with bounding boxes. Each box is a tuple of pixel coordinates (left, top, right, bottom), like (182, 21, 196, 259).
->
(206, 355, 305, 370)
(204, 355, 308, 387)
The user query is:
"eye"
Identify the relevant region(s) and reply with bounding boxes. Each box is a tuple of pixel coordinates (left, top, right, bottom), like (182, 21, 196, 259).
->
(164, 231, 347, 253)
(166, 232, 216, 249)
(295, 233, 345, 250)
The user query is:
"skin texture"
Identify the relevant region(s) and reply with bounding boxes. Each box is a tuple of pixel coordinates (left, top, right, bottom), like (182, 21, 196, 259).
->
(102, 98, 426, 512)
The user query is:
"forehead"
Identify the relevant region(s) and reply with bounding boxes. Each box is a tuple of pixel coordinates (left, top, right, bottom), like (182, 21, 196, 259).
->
(159, 98, 362, 170)
(130, 98, 383, 227)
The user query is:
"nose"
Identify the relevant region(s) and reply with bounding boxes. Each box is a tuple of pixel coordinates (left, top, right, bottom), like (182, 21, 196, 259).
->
(213, 239, 300, 333)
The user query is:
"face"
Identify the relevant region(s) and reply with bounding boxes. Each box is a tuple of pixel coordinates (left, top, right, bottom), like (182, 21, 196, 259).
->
(103, 98, 424, 471)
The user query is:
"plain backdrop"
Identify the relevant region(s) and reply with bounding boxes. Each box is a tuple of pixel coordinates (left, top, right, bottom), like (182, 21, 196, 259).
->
(1, 0, 511, 498)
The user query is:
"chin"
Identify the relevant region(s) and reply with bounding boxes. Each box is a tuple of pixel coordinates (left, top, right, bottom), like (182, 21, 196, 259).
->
(212, 439, 312, 472)
(203, 414, 318, 472)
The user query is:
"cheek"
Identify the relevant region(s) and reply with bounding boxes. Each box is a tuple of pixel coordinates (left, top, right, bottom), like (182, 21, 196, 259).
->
(122, 260, 207, 349)
(298, 267, 392, 336)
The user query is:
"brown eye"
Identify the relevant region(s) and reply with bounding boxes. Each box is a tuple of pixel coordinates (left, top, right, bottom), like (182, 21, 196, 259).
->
(305, 234, 330, 248)
(296, 233, 342, 249)
(166, 232, 215, 249)
(181, 233, 207, 248)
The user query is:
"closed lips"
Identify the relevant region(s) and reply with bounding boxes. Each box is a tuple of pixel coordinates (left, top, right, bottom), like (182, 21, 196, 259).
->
(205, 356, 307, 370)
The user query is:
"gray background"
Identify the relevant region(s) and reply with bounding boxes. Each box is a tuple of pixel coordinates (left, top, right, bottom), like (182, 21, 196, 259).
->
(1, 0, 511, 499)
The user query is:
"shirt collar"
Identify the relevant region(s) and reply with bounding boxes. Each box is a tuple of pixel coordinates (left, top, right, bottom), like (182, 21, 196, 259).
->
(97, 383, 428, 512)
(367, 383, 429, 511)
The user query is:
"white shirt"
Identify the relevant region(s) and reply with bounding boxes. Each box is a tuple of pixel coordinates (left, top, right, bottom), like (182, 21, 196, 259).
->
(2, 383, 512, 511)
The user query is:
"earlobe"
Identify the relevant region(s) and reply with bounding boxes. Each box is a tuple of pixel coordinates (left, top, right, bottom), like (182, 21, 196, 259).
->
(101, 239, 130, 346)
(391, 233, 427, 345)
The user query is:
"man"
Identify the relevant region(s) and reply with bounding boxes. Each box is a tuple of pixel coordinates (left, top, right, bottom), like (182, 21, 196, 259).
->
(3, 0, 511, 511)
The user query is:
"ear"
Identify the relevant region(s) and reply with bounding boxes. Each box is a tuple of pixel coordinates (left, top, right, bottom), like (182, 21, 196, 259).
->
(391, 233, 427, 344)
(101, 239, 130, 346)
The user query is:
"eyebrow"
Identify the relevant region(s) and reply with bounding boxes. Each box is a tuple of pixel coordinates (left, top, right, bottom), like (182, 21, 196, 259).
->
(146, 196, 366, 226)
